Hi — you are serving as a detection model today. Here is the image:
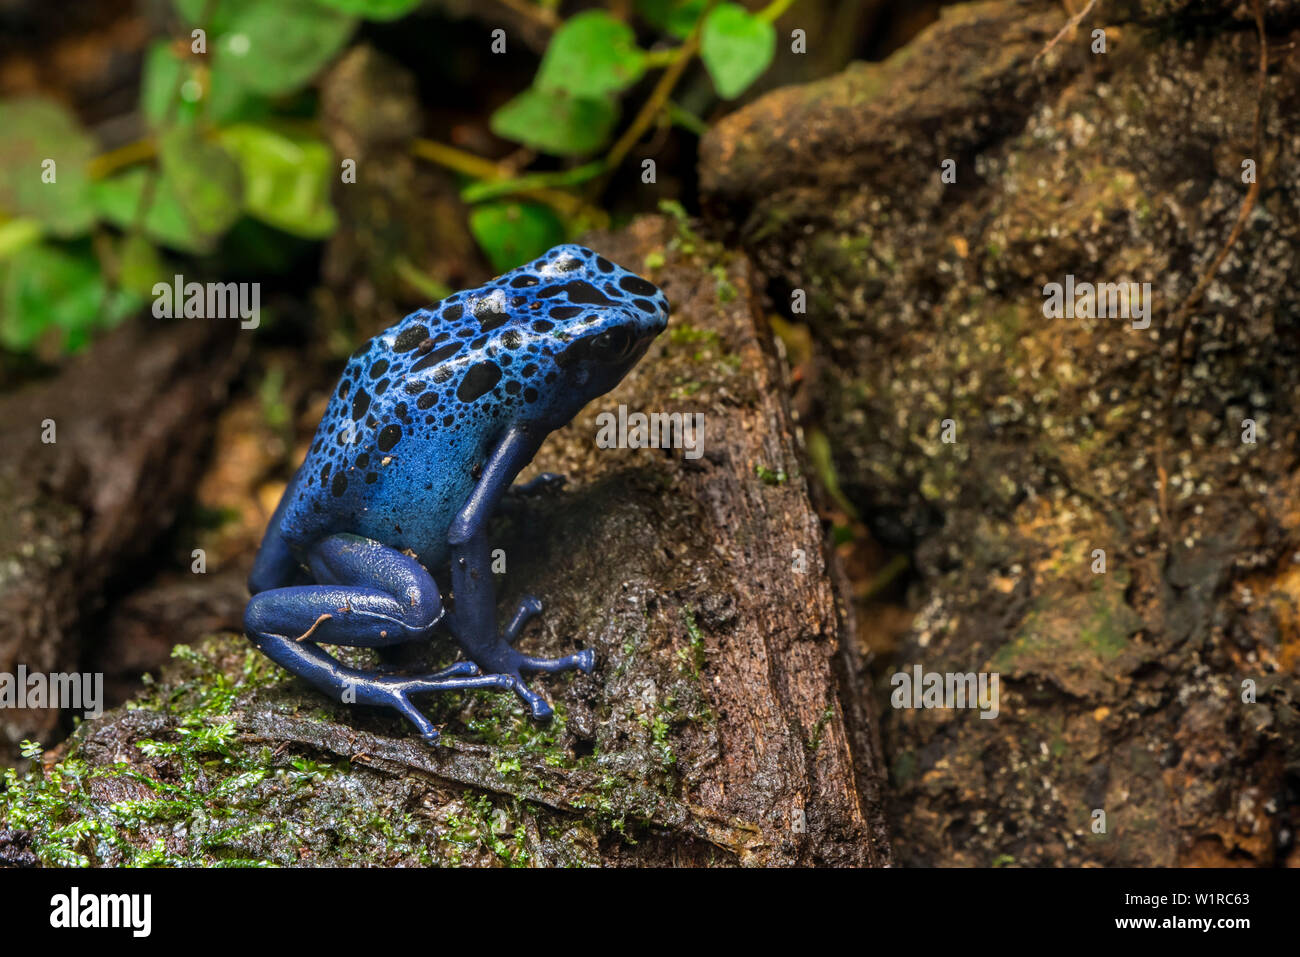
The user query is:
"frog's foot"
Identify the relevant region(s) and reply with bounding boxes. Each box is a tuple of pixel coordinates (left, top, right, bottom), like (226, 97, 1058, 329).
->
(501, 647, 598, 712)
(245, 632, 515, 744)
(488, 650, 596, 720)
(456, 651, 593, 720)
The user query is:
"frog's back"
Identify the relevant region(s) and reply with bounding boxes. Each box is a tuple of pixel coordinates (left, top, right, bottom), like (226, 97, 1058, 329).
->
(276, 245, 656, 566)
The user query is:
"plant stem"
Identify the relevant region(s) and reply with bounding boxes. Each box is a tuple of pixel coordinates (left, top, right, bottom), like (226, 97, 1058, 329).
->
(758, 0, 797, 22)
(411, 138, 604, 222)
(665, 100, 709, 136)
(460, 161, 607, 203)
(587, 2, 713, 202)
(410, 138, 505, 180)
(496, 0, 559, 31)
(87, 138, 157, 180)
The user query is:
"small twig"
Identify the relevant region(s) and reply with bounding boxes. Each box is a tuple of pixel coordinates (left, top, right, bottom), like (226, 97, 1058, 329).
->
(1171, 0, 1269, 382)
(758, 0, 798, 22)
(295, 613, 333, 643)
(410, 138, 603, 221)
(602, 25, 703, 173)
(495, 0, 560, 31)
(1034, 0, 1100, 65)
(460, 160, 607, 203)
(861, 553, 910, 602)
(586, 0, 797, 201)
(410, 137, 509, 180)
(86, 138, 157, 180)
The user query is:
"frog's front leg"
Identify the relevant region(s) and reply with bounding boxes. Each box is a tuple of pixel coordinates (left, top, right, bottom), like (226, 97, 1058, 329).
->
(447, 427, 595, 719)
(244, 533, 520, 743)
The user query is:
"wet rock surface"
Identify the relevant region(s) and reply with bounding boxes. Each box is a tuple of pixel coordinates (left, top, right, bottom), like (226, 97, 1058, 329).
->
(1, 216, 890, 867)
(701, 0, 1300, 865)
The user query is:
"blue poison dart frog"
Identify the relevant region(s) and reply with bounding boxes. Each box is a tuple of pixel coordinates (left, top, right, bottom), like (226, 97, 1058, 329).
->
(245, 245, 668, 744)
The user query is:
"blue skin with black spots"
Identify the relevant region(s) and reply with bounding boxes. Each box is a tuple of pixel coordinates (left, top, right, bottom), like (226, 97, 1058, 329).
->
(245, 244, 668, 743)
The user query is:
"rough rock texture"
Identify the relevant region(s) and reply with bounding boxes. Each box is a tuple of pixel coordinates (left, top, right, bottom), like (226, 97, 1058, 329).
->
(701, 0, 1300, 865)
(1, 216, 891, 867)
(0, 321, 242, 765)
(1113, 0, 1299, 24)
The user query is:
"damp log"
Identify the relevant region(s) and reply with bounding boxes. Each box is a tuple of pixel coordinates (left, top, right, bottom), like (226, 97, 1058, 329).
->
(9, 216, 890, 867)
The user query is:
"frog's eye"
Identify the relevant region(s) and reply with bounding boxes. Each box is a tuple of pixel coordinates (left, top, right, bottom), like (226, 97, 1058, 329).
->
(589, 326, 633, 361)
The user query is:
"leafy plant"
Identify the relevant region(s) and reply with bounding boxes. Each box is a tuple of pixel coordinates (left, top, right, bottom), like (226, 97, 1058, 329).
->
(0, 0, 794, 356)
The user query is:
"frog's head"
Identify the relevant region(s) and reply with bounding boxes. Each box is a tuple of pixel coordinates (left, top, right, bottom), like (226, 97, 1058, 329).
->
(502, 244, 668, 428)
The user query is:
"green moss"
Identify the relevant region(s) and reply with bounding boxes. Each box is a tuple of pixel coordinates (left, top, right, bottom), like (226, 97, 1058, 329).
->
(1078, 598, 1133, 660)
(678, 606, 706, 680)
(670, 322, 721, 350)
(891, 749, 917, 786)
(711, 264, 737, 303)
(994, 574, 1141, 671)
(669, 378, 704, 399)
(805, 705, 836, 752)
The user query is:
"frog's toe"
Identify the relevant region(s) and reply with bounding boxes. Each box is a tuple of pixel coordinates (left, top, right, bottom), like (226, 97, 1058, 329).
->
(499, 675, 553, 720)
(428, 660, 481, 679)
(385, 690, 441, 743)
(517, 649, 595, 675)
(504, 594, 544, 644)
(514, 472, 567, 495)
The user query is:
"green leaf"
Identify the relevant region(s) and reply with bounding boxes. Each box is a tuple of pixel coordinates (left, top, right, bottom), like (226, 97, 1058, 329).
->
(311, 0, 422, 20)
(0, 243, 139, 352)
(537, 11, 646, 98)
(490, 88, 617, 157)
(174, 0, 356, 97)
(140, 42, 199, 127)
(158, 127, 243, 237)
(118, 234, 166, 297)
(700, 2, 775, 99)
(140, 41, 266, 127)
(0, 218, 43, 260)
(0, 97, 97, 237)
(216, 124, 338, 238)
(637, 0, 707, 39)
(92, 169, 215, 254)
(469, 201, 566, 273)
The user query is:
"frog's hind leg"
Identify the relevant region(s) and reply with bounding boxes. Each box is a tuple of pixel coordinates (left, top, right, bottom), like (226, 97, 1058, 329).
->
(243, 533, 503, 743)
